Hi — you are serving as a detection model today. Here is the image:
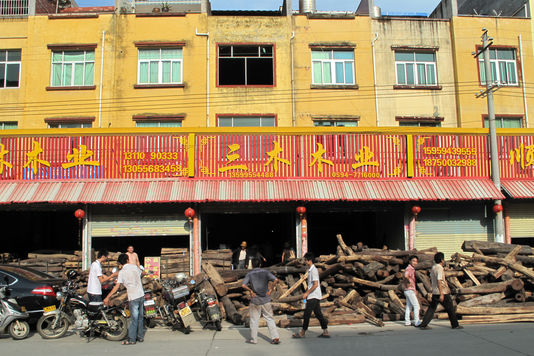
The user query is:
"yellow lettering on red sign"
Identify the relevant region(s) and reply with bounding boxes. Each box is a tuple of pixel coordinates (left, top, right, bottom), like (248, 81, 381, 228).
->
(23, 141, 50, 174)
(0, 143, 13, 174)
(352, 146, 379, 170)
(219, 144, 248, 173)
(309, 143, 334, 173)
(265, 141, 291, 172)
(62, 145, 100, 169)
(510, 143, 534, 170)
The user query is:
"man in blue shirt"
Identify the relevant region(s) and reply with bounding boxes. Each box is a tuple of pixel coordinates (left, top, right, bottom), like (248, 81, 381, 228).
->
(241, 257, 280, 345)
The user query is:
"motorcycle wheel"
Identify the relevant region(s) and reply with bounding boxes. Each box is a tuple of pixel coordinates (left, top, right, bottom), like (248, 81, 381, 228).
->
(8, 320, 30, 340)
(215, 320, 222, 332)
(37, 313, 70, 339)
(104, 314, 129, 341)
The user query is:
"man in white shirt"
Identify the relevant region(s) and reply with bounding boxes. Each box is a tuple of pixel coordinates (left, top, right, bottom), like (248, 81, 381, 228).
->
(87, 250, 117, 302)
(292, 252, 329, 339)
(104, 253, 145, 345)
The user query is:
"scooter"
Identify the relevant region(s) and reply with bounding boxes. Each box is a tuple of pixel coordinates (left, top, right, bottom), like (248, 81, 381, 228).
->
(0, 280, 30, 340)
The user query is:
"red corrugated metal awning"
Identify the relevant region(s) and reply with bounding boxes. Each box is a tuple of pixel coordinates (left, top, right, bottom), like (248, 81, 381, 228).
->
(501, 180, 534, 199)
(0, 179, 504, 204)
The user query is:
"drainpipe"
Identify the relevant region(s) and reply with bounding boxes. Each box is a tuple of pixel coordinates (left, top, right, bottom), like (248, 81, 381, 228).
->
(196, 29, 210, 127)
(290, 31, 296, 127)
(98, 31, 106, 128)
(371, 33, 379, 126)
(519, 35, 529, 128)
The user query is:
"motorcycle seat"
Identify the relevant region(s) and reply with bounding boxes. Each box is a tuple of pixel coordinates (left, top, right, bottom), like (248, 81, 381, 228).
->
(88, 301, 104, 312)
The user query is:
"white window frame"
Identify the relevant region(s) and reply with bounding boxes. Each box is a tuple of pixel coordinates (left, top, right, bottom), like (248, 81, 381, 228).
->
(483, 116, 523, 129)
(135, 121, 183, 128)
(50, 50, 95, 87)
(48, 122, 92, 129)
(0, 121, 18, 129)
(311, 50, 355, 85)
(137, 48, 183, 85)
(313, 120, 358, 127)
(0, 49, 21, 89)
(395, 51, 437, 86)
(398, 121, 441, 127)
(217, 116, 276, 127)
(479, 48, 518, 86)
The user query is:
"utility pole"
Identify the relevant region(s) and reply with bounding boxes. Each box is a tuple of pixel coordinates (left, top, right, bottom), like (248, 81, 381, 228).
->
(474, 29, 505, 243)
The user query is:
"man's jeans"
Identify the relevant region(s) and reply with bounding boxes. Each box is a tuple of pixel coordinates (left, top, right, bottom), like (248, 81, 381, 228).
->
(403, 290, 421, 326)
(128, 296, 145, 342)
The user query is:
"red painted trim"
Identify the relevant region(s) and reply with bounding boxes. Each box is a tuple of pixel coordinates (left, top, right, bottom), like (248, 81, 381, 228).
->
(133, 84, 185, 89)
(46, 86, 96, 91)
(393, 85, 442, 90)
(134, 41, 186, 48)
(216, 113, 278, 127)
(44, 117, 95, 124)
(48, 14, 99, 19)
(216, 43, 276, 88)
(135, 13, 186, 17)
(47, 44, 98, 51)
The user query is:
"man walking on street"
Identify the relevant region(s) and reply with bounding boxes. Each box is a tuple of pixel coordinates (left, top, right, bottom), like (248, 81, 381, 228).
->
(419, 252, 462, 330)
(293, 252, 329, 338)
(403, 255, 421, 326)
(87, 250, 117, 302)
(104, 253, 146, 345)
(241, 258, 280, 345)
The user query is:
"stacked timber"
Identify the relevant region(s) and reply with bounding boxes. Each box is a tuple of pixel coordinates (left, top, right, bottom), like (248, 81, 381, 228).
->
(202, 249, 233, 271)
(160, 248, 190, 278)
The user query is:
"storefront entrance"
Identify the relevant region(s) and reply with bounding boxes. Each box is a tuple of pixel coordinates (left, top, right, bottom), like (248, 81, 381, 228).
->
(202, 212, 295, 265)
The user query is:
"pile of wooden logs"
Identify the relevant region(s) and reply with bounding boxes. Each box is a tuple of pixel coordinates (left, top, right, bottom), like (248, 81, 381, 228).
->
(160, 248, 189, 279)
(195, 235, 534, 328)
(202, 249, 233, 271)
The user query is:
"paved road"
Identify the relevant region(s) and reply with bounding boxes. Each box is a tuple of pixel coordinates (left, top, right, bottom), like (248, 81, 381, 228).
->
(1, 321, 532, 356)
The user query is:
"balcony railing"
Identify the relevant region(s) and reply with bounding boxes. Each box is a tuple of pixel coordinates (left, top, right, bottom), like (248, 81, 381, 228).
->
(0, 0, 29, 17)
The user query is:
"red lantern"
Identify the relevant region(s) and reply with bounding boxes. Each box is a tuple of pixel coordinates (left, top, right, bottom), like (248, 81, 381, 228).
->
(74, 209, 85, 221)
(296, 206, 306, 216)
(184, 207, 195, 220)
(492, 204, 503, 214)
(411, 205, 421, 216)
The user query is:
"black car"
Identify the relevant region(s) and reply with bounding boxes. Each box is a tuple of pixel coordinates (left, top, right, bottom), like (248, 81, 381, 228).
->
(0, 265, 63, 322)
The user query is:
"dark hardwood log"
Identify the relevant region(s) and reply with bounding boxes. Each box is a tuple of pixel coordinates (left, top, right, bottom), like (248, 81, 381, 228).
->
(319, 262, 345, 280)
(202, 261, 228, 297)
(337, 234, 356, 256)
(221, 296, 243, 325)
(462, 241, 532, 255)
(457, 292, 506, 308)
(456, 279, 523, 294)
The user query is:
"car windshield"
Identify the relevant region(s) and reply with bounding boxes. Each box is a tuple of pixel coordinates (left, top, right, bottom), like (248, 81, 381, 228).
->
(0, 266, 55, 281)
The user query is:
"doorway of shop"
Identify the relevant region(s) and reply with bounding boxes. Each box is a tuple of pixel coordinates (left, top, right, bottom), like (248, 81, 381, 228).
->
(202, 213, 294, 267)
(92, 235, 189, 266)
(306, 209, 405, 256)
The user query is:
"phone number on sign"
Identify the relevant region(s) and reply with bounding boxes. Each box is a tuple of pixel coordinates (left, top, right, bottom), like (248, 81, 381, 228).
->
(123, 165, 189, 175)
(423, 159, 478, 167)
(422, 147, 478, 156)
(332, 172, 381, 178)
(227, 171, 274, 178)
(124, 152, 181, 160)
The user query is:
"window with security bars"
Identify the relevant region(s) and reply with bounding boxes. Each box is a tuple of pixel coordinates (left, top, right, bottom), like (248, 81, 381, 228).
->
(51, 50, 94, 87)
(48, 122, 92, 128)
(399, 121, 441, 127)
(478, 48, 518, 86)
(218, 116, 275, 127)
(136, 121, 182, 128)
(395, 51, 437, 86)
(0, 49, 21, 88)
(138, 48, 183, 84)
(218, 45, 274, 86)
(483, 116, 523, 128)
(313, 120, 358, 127)
(311, 50, 355, 85)
(0, 121, 17, 129)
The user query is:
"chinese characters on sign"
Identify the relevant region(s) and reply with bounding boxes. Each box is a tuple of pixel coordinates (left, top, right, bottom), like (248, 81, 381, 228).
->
(510, 143, 534, 170)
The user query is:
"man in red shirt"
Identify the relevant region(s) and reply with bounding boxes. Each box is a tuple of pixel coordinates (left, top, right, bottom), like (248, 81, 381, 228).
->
(403, 255, 421, 326)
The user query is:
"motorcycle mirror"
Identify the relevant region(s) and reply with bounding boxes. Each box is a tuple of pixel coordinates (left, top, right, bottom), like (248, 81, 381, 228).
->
(112, 267, 118, 273)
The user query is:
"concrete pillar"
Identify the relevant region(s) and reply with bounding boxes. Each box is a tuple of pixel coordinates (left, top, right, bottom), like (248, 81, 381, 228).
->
(192, 214, 201, 275)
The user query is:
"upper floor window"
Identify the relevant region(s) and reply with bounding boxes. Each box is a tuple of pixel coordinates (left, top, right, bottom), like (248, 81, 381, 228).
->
(483, 116, 523, 128)
(397, 116, 443, 127)
(479, 48, 518, 86)
(138, 48, 183, 85)
(311, 50, 354, 85)
(395, 51, 437, 86)
(51, 50, 94, 87)
(0, 49, 21, 88)
(218, 45, 274, 86)
(48, 122, 92, 128)
(136, 121, 182, 128)
(0, 121, 17, 129)
(218, 116, 275, 127)
(313, 120, 358, 127)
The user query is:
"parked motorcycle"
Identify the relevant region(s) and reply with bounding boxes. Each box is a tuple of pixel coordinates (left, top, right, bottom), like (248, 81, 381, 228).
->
(191, 290, 222, 331)
(0, 281, 30, 340)
(160, 279, 195, 334)
(36, 270, 129, 341)
(143, 289, 158, 328)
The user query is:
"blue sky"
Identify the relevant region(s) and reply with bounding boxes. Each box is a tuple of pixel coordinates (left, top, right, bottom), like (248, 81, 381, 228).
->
(76, 0, 441, 15)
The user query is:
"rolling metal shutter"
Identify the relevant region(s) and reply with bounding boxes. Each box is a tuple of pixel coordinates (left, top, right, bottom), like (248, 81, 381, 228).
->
(508, 203, 534, 239)
(415, 206, 494, 258)
(91, 215, 190, 237)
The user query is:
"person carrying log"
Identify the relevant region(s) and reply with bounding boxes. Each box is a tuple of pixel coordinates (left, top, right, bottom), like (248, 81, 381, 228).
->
(419, 252, 462, 330)
(281, 242, 296, 263)
(403, 255, 421, 327)
(126, 245, 141, 268)
(292, 252, 330, 339)
(87, 249, 117, 302)
(104, 253, 146, 345)
(241, 257, 280, 345)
